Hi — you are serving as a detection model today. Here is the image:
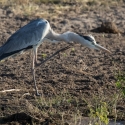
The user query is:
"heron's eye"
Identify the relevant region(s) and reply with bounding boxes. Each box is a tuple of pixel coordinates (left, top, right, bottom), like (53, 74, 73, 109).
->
(90, 41, 95, 45)
(45, 21, 47, 23)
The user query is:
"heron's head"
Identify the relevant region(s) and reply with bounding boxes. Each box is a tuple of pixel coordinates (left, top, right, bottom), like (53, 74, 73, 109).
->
(80, 34, 111, 54)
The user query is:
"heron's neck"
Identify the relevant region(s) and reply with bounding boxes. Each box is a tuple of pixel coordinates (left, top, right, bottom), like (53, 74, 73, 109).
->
(47, 30, 67, 41)
(47, 30, 82, 43)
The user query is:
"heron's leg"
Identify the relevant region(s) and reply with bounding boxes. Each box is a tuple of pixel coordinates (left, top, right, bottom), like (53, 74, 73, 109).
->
(34, 47, 38, 64)
(32, 49, 40, 96)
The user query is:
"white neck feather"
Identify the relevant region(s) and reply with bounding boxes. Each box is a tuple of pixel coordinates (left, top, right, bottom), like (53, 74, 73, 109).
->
(46, 29, 83, 44)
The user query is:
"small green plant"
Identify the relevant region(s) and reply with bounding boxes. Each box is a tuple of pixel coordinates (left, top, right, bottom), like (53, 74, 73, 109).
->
(0, 60, 5, 63)
(115, 71, 125, 96)
(71, 47, 75, 51)
(102, 33, 105, 38)
(41, 53, 47, 59)
(89, 101, 109, 125)
(63, 53, 67, 57)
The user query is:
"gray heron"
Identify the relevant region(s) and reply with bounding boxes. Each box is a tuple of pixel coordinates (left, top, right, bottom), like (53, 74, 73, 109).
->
(0, 18, 111, 96)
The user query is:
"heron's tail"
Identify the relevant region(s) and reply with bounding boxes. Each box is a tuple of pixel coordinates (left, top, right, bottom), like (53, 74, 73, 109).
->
(0, 52, 14, 61)
(0, 47, 5, 61)
(0, 48, 23, 61)
(0, 46, 19, 61)
(0, 45, 33, 61)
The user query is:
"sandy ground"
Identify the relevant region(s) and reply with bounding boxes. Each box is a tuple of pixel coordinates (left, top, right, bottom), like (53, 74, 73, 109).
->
(0, 3, 125, 125)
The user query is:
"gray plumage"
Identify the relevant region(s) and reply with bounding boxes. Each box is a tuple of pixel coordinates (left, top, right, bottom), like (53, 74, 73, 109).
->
(0, 19, 48, 60)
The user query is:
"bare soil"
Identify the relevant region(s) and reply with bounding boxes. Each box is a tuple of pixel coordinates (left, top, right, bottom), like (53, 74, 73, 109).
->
(0, 3, 125, 125)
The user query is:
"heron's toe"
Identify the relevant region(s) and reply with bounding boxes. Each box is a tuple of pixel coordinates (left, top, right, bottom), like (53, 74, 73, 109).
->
(36, 92, 41, 96)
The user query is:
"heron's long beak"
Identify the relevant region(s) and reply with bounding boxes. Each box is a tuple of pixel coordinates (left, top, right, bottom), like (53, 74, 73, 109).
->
(95, 44, 111, 54)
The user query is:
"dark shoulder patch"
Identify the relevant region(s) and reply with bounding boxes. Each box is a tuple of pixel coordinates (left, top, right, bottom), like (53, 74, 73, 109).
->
(77, 33, 94, 42)
(82, 36, 94, 42)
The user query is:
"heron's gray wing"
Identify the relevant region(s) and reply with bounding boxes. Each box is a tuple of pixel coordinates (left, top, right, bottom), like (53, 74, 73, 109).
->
(0, 19, 49, 60)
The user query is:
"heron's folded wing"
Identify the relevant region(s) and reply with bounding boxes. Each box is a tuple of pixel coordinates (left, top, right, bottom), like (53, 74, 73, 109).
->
(0, 19, 49, 60)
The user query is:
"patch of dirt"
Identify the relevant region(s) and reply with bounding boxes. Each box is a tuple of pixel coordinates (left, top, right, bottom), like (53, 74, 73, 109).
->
(92, 21, 123, 33)
(0, 3, 125, 125)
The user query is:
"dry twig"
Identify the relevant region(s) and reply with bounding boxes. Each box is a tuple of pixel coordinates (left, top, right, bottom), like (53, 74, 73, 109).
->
(0, 89, 21, 93)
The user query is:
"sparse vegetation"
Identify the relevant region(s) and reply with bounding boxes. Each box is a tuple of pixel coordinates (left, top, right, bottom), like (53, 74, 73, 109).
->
(23, 84, 124, 125)
(41, 53, 47, 59)
(0, 0, 124, 17)
(88, 100, 109, 125)
(0, 0, 125, 125)
(115, 71, 125, 97)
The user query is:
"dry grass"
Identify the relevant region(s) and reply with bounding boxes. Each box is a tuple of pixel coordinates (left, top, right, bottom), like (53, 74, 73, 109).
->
(0, 0, 123, 5)
(0, 0, 124, 17)
(22, 85, 124, 125)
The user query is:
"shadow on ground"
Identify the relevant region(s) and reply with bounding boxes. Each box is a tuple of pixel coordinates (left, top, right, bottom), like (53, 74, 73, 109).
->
(0, 112, 50, 125)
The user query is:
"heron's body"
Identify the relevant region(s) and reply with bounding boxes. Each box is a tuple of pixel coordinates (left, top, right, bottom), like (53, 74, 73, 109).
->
(0, 18, 111, 95)
(0, 19, 49, 60)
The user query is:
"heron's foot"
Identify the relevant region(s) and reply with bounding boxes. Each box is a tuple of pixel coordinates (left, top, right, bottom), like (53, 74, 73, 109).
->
(36, 92, 41, 96)
(35, 60, 41, 66)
